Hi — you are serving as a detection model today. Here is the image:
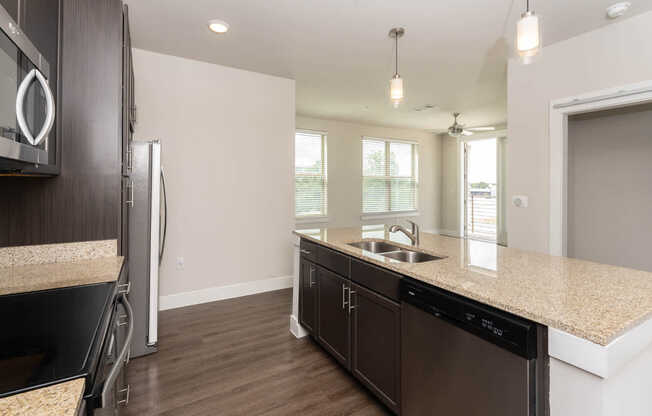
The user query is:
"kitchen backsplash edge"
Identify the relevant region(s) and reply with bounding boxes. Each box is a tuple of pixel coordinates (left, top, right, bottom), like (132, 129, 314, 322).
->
(0, 240, 118, 268)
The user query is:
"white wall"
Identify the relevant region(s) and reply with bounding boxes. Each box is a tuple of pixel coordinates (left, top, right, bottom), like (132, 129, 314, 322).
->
(133, 48, 295, 300)
(295, 115, 441, 232)
(507, 11, 652, 253)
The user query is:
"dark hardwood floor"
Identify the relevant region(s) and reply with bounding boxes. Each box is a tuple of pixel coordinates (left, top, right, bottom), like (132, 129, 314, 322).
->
(124, 289, 390, 416)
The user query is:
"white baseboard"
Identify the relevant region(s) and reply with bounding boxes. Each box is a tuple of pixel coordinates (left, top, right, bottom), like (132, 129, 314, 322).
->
(159, 275, 294, 311)
(289, 314, 309, 338)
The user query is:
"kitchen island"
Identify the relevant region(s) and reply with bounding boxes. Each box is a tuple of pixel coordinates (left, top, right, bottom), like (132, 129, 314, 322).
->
(291, 226, 652, 415)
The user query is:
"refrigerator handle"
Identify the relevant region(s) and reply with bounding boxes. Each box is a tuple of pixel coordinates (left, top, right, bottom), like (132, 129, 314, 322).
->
(159, 167, 168, 266)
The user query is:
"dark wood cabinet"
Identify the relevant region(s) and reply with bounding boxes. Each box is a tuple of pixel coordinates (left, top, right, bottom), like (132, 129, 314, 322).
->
(299, 258, 317, 334)
(350, 282, 401, 414)
(0, 0, 125, 248)
(317, 267, 350, 368)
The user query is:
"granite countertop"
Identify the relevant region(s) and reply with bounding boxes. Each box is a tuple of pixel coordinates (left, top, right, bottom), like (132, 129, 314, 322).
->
(295, 226, 652, 346)
(0, 378, 85, 416)
(0, 256, 124, 296)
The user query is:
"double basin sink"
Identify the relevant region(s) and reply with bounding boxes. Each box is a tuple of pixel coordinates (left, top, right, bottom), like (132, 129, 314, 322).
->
(348, 241, 445, 263)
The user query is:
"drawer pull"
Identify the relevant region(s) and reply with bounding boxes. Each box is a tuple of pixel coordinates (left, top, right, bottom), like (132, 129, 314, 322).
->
(300, 249, 312, 255)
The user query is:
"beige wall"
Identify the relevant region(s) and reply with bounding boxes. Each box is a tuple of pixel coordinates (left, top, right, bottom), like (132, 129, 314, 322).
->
(567, 104, 652, 272)
(507, 11, 652, 253)
(133, 48, 295, 297)
(295, 116, 442, 231)
(440, 134, 461, 236)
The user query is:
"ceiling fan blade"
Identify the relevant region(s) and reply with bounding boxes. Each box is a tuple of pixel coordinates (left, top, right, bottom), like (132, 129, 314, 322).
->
(466, 126, 496, 132)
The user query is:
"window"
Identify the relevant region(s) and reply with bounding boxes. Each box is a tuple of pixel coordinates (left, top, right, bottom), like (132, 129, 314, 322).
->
(362, 137, 418, 214)
(295, 130, 327, 218)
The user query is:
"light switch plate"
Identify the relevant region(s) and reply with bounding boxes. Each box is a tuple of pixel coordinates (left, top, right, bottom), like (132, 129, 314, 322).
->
(512, 195, 529, 208)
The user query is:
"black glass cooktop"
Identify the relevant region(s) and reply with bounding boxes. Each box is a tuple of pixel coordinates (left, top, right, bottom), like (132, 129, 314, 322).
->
(0, 282, 115, 397)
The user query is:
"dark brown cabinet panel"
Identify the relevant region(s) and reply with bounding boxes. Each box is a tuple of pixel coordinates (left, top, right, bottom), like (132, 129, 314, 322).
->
(299, 258, 317, 334)
(351, 283, 401, 414)
(0, 0, 123, 247)
(317, 267, 350, 368)
(351, 258, 402, 302)
(317, 244, 350, 277)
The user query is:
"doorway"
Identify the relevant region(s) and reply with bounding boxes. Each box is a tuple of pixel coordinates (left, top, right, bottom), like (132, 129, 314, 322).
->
(463, 139, 497, 242)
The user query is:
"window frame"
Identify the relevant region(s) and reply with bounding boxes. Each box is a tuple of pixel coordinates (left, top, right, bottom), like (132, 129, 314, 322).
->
(361, 136, 419, 218)
(295, 129, 328, 222)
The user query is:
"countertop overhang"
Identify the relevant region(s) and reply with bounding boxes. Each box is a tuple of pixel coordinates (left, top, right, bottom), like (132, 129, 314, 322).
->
(294, 227, 652, 351)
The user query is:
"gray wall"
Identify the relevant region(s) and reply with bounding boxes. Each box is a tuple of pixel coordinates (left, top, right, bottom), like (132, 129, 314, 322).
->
(567, 104, 652, 271)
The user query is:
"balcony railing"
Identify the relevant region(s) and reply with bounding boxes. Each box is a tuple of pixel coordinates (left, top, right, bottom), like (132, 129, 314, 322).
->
(467, 195, 497, 241)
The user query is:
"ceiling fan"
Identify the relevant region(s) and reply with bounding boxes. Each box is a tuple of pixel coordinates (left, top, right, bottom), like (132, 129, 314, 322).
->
(447, 112, 495, 137)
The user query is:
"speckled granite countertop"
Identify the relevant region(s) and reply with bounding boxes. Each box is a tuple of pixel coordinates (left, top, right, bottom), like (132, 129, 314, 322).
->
(0, 378, 85, 416)
(295, 226, 652, 346)
(0, 256, 124, 296)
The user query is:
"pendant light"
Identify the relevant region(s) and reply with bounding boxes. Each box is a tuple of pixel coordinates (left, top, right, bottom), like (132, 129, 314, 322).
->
(389, 27, 405, 108)
(516, 0, 540, 63)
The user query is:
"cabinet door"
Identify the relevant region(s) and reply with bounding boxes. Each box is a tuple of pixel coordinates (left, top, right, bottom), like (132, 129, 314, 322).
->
(317, 268, 350, 368)
(122, 4, 132, 177)
(351, 283, 401, 413)
(299, 258, 317, 334)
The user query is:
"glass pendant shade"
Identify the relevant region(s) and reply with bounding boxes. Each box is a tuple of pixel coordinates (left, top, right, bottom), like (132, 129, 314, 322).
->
(517, 12, 540, 59)
(390, 75, 404, 106)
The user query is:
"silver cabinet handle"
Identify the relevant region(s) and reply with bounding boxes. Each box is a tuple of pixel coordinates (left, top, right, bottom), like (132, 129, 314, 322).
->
(309, 266, 316, 288)
(117, 384, 130, 406)
(348, 289, 357, 315)
(118, 281, 131, 295)
(16, 69, 55, 146)
(126, 148, 133, 172)
(342, 284, 349, 310)
(125, 180, 134, 207)
(101, 294, 134, 408)
(300, 249, 311, 255)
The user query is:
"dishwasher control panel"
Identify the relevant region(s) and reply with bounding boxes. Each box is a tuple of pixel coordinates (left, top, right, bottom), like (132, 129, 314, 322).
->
(401, 279, 538, 360)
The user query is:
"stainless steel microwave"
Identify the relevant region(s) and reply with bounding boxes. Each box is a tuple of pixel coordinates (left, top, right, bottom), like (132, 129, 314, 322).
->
(0, 5, 55, 168)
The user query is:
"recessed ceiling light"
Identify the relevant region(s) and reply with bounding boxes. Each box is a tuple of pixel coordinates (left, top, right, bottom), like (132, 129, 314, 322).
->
(208, 19, 230, 34)
(606, 2, 631, 19)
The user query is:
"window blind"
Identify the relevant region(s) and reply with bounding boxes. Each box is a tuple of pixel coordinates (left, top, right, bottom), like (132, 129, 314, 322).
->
(362, 138, 418, 214)
(295, 131, 327, 218)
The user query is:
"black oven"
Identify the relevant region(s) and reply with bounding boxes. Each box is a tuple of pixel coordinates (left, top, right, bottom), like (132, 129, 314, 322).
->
(86, 292, 134, 415)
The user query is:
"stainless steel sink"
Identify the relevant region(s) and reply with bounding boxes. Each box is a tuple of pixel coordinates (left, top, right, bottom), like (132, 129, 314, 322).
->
(380, 250, 445, 263)
(348, 240, 445, 263)
(347, 241, 405, 253)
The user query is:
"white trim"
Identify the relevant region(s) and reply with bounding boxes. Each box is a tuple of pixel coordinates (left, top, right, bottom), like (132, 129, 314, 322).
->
(549, 80, 652, 256)
(289, 315, 309, 338)
(440, 229, 462, 238)
(295, 216, 329, 225)
(362, 135, 418, 145)
(549, 314, 652, 379)
(159, 275, 293, 311)
(296, 128, 327, 136)
(421, 228, 440, 234)
(459, 129, 508, 142)
(149, 142, 161, 346)
(361, 211, 420, 220)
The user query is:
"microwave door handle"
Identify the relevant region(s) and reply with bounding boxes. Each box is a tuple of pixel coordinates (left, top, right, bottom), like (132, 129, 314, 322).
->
(159, 167, 167, 266)
(15, 69, 55, 147)
(101, 294, 134, 408)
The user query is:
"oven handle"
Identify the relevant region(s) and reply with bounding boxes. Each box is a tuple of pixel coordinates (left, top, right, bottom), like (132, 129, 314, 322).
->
(100, 293, 134, 407)
(16, 68, 56, 146)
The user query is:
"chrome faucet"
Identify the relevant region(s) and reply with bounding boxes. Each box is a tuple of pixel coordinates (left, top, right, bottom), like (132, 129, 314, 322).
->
(388, 220, 420, 246)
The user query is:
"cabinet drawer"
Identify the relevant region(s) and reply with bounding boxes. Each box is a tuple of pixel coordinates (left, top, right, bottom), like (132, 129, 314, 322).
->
(317, 245, 350, 277)
(351, 259, 402, 302)
(300, 239, 318, 262)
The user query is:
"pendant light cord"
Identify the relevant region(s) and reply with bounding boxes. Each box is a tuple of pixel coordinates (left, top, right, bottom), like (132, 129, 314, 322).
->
(395, 33, 399, 76)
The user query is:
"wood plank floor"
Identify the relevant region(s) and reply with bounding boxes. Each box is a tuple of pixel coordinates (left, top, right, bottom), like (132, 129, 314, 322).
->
(124, 289, 391, 416)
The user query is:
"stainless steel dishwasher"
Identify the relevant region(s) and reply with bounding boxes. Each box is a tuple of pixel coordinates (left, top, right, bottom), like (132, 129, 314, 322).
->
(401, 278, 545, 416)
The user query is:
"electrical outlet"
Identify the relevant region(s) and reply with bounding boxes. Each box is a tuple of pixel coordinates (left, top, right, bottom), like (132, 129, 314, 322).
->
(176, 257, 185, 270)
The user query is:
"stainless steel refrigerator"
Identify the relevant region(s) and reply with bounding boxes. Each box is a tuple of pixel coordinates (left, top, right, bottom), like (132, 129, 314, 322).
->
(128, 140, 167, 358)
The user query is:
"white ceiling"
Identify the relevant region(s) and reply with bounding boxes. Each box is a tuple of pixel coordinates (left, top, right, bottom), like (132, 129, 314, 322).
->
(125, 0, 652, 132)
